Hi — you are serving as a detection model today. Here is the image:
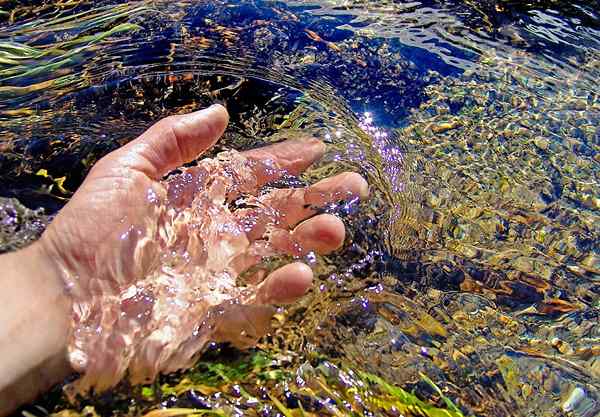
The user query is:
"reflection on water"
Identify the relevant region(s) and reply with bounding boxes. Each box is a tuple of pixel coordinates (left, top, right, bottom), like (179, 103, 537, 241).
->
(0, 1, 599, 416)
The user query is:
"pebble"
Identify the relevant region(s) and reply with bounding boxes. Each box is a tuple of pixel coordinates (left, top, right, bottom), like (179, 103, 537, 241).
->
(562, 387, 586, 413)
(533, 137, 550, 151)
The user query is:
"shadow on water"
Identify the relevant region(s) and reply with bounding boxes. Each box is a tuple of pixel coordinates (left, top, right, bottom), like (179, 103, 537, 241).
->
(1, 1, 599, 416)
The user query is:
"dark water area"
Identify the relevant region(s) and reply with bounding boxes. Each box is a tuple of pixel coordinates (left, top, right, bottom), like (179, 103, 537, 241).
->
(0, 1, 599, 416)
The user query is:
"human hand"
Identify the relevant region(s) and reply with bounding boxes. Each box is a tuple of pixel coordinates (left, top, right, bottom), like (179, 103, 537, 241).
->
(38, 104, 368, 393)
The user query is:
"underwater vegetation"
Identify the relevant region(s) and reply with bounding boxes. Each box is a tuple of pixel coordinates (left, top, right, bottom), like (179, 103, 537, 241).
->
(48, 349, 466, 417)
(0, 0, 598, 417)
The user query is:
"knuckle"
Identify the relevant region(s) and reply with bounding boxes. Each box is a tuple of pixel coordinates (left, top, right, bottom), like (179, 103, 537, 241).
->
(156, 116, 186, 166)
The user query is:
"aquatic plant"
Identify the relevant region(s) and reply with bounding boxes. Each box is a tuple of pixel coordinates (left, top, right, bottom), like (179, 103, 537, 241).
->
(0, 2, 151, 97)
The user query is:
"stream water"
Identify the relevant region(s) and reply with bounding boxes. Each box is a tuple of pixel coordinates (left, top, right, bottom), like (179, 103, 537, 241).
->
(0, 1, 599, 416)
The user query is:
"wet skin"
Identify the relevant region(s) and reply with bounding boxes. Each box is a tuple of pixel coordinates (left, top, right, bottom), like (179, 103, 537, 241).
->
(0, 104, 368, 414)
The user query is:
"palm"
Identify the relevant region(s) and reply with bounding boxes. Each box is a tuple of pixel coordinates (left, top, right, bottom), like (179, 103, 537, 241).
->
(39, 105, 368, 393)
(46, 169, 155, 274)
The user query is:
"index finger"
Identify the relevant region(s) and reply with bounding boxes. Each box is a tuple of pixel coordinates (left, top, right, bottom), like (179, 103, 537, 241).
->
(241, 137, 326, 186)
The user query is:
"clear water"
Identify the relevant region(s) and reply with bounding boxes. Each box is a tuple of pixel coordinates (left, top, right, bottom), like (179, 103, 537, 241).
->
(0, 1, 599, 416)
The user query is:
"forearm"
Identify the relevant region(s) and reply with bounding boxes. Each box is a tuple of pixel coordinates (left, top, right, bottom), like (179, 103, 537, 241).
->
(0, 242, 73, 415)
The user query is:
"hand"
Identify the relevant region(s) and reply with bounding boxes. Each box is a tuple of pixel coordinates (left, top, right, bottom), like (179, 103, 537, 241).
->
(37, 105, 369, 393)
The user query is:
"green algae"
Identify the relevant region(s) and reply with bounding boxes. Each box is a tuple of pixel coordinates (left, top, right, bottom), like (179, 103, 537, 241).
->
(0, 3, 150, 94)
(48, 350, 465, 417)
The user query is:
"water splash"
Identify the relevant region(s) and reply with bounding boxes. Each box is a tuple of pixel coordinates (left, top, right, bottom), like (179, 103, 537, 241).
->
(63, 151, 284, 393)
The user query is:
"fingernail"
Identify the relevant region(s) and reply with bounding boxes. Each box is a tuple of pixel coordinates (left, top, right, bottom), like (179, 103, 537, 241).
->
(189, 103, 224, 118)
(299, 137, 326, 155)
(208, 103, 226, 111)
(183, 104, 223, 121)
(194, 103, 229, 123)
(299, 136, 323, 145)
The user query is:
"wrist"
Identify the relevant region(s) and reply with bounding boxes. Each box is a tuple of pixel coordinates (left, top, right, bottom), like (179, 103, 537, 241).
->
(0, 241, 73, 414)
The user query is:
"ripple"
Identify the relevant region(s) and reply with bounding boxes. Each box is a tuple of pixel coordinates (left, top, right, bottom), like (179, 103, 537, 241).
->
(1, 1, 599, 416)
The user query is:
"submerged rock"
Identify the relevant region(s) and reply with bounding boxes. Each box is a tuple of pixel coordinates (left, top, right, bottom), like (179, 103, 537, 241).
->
(0, 197, 48, 253)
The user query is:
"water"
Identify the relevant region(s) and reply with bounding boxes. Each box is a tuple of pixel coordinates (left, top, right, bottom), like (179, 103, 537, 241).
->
(0, 1, 599, 416)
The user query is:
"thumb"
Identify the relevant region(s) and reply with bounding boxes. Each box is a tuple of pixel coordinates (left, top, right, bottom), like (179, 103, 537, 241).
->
(115, 104, 229, 179)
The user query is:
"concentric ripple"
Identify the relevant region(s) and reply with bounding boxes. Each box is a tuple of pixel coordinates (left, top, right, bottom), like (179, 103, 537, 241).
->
(0, 1, 599, 416)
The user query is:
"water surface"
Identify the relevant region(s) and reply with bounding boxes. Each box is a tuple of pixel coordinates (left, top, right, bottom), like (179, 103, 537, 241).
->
(0, 1, 599, 416)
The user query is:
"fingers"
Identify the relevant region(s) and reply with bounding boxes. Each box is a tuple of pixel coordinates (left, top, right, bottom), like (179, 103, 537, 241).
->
(115, 104, 229, 179)
(302, 171, 370, 206)
(230, 240, 274, 278)
(211, 302, 274, 349)
(230, 213, 345, 278)
(255, 262, 313, 305)
(270, 214, 345, 256)
(268, 172, 369, 228)
(209, 262, 313, 349)
(237, 172, 369, 238)
(241, 137, 326, 185)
